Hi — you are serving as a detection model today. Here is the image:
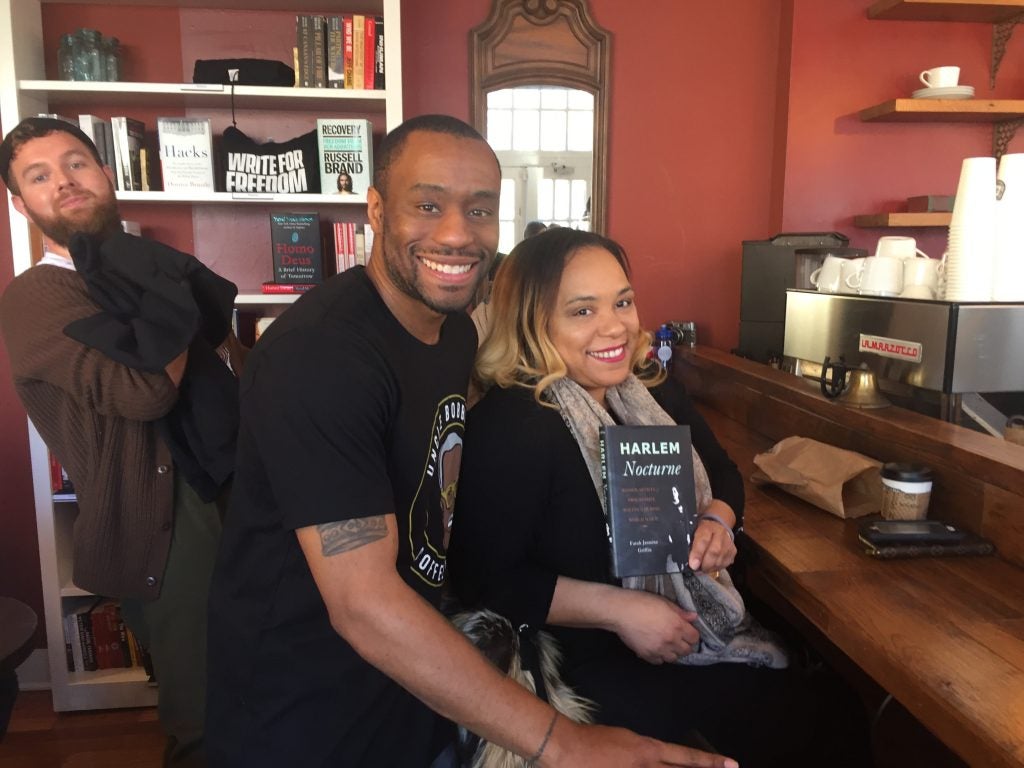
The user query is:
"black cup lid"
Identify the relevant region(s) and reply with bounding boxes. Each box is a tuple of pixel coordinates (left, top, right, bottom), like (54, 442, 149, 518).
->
(881, 462, 933, 482)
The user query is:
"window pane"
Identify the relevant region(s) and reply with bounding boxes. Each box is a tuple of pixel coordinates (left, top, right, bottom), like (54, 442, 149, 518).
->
(570, 180, 588, 219)
(487, 109, 512, 151)
(499, 178, 516, 220)
(488, 89, 514, 108)
(512, 110, 540, 152)
(513, 88, 540, 109)
(499, 221, 515, 256)
(537, 179, 554, 220)
(567, 111, 592, 152)
(553, 179, 570, 220)
(540, 89, 567, 109)
(567, 89, 594, 110)
(539, 111, 567, 152)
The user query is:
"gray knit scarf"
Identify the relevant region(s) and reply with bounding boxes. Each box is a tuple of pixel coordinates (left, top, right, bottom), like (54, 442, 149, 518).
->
(548, 375, 788, 669)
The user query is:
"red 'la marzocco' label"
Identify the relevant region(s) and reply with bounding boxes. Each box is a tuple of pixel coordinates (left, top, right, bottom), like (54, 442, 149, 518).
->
(858, 334, 922, 363)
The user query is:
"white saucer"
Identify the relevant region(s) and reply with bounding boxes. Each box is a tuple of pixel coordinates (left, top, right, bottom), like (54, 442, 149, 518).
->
(912, 85, 975, 100)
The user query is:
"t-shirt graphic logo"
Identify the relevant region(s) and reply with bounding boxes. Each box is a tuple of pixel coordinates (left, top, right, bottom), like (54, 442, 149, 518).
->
(407, 394, 466, 588)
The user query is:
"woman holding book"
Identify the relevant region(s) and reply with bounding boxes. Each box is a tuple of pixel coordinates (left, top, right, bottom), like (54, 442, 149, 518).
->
(449, 228, 870, 767)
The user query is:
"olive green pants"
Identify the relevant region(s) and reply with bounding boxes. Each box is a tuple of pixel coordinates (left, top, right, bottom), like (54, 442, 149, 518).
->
(122, 474, 222, 768)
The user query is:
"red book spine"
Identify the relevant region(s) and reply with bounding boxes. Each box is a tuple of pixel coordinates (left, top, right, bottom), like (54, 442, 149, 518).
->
(343, 15, 354, 89)
(364, 17, 376, 89)
(261, 281, 316, 294)
(339, 221, 352, 274)
(50, 454, 62, 492)
(346, 222, 357, 270)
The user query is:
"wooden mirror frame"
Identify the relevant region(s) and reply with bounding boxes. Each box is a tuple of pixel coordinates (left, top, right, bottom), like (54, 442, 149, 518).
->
(470, 0, 611, 234)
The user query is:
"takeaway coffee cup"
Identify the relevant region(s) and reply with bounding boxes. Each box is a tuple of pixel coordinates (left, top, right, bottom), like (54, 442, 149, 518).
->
(880, 463, 933, 520)
(876, 236, 929, 260)
(839, 258, 865, 294)
(919, 66, 960, 88)
(849, 255, 903, 296)
(810, 255, 845, 293)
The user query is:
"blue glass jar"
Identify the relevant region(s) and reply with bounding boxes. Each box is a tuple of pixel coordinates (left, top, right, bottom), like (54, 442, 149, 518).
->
(58, 34, 75, 80)
(102, 36, 121, 81)
(74, 28, 102, 81)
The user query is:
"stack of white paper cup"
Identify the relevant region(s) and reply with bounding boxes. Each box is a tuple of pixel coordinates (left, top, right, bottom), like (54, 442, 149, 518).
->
(943, 156, 996, 301)
(992, 153, 1024, 301)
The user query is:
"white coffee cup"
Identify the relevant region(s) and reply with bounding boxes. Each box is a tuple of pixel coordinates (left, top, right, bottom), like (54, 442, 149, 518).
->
(902, 257, 941, 292)
(850, 255, 904, 296)
(840, 258, 865, 294)
(810, 255, 846, 293)
(919, 66, 960, 88)
(875, 235, 930, 260)
(900, 285, 936, 300)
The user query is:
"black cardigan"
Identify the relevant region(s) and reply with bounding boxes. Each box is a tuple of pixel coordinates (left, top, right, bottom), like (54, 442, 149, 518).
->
(449, 377, 744, 667)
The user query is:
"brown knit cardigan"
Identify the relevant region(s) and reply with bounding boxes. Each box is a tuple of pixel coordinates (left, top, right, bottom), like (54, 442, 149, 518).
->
(1, 264, 241, 599)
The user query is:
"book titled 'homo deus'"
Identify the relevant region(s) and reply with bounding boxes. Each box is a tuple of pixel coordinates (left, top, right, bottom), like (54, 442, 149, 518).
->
(599, 424, 699, 579)
(269, 212, 324, 285)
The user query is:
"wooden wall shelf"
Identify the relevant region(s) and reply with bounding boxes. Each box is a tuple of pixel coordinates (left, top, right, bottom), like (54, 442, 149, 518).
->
(854, 212, 952, 227)
(868, 0, 1024, 23)
(859, 98, 1024, 122)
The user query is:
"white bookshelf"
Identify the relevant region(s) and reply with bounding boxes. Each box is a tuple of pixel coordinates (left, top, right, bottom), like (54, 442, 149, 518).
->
(0, 0, 403, 711)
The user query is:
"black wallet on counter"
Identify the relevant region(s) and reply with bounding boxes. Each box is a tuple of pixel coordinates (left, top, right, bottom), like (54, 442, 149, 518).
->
(857, 519, 996, 559)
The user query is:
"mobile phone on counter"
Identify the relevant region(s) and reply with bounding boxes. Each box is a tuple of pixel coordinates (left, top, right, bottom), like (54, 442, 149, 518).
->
(859, 520, 966, 547)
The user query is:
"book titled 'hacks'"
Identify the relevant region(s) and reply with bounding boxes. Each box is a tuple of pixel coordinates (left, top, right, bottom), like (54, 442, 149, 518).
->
(599, 424, 698, 579)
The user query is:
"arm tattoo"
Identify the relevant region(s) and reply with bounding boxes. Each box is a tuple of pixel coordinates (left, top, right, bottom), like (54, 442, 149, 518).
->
(317, 516, 388, 557)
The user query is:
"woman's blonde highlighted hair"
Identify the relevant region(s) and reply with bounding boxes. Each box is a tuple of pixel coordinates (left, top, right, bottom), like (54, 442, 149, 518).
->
(474, 228, 664, 404)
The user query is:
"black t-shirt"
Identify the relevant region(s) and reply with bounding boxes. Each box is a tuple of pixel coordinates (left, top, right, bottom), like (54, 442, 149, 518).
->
(207, 267, 476, 767)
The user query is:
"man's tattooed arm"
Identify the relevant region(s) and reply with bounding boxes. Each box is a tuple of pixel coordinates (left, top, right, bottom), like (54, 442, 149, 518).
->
(317, 516, 388, 556)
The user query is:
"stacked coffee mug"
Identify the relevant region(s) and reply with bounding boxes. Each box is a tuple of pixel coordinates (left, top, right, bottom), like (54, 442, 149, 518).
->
(808, 248, 867, 293)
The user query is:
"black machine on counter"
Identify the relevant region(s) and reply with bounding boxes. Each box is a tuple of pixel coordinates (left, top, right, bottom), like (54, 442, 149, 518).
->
(783, 290, 1024, 428)
(738, 232, 850, 363)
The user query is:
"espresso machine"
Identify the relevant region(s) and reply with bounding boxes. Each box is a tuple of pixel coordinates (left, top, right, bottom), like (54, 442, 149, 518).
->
(783, 290, 1024, 429)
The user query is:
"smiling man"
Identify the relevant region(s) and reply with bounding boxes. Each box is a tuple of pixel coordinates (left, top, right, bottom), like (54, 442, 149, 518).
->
(205, 115, 734, 768)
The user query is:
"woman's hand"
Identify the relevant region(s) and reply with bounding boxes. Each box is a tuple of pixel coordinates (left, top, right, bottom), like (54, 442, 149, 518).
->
(687, 500, 737, 573)
(609, 589, 700, 664)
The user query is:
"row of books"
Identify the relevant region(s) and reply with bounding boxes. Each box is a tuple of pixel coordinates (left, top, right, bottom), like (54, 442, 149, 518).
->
(64, 600, 152, 674)
(74, 114, 147, 192)
(265, 213, 374, 291)
(296, 14, 385, 90)
(69, 114, 373, 197)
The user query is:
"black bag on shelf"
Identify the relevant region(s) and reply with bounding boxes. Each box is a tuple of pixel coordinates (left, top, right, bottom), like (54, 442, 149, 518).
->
(218, 126, 321, 194)
(192, 58, 295, 87)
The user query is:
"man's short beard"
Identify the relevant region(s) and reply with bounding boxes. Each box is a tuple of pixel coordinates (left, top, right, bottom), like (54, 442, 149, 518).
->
(380, 224, 490, 315)
(32, 193, 122, 247)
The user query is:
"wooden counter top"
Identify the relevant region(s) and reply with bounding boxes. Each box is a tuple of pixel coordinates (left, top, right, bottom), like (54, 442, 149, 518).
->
(675, 347, 1024, 568)
(680, 349, 1024, 768)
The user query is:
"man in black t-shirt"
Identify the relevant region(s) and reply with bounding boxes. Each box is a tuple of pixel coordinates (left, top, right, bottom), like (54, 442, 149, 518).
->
(206, 115, 732, 768)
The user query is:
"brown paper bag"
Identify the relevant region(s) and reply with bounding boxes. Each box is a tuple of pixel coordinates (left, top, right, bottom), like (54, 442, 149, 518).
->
(751, 436, 883, 519)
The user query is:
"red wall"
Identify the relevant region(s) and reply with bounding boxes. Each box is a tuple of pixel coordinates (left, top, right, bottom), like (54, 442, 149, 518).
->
(3, 1, 1023, 654)
(0, 115, 45, 645)
(402, 0, 785, 350)
(781, 0, 1024, 261)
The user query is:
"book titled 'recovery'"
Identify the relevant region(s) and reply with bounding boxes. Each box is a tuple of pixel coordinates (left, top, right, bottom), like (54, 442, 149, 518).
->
(599, 424, 698, 579)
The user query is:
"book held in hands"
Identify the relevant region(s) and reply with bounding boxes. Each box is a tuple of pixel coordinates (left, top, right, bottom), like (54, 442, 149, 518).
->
(269, 212, 324, 285)
(157, 117, 215, 192)
(599, 424, 699, 578)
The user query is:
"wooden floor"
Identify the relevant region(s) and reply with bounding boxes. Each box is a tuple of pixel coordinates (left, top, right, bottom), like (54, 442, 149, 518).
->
(0, 691, 163, 768)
